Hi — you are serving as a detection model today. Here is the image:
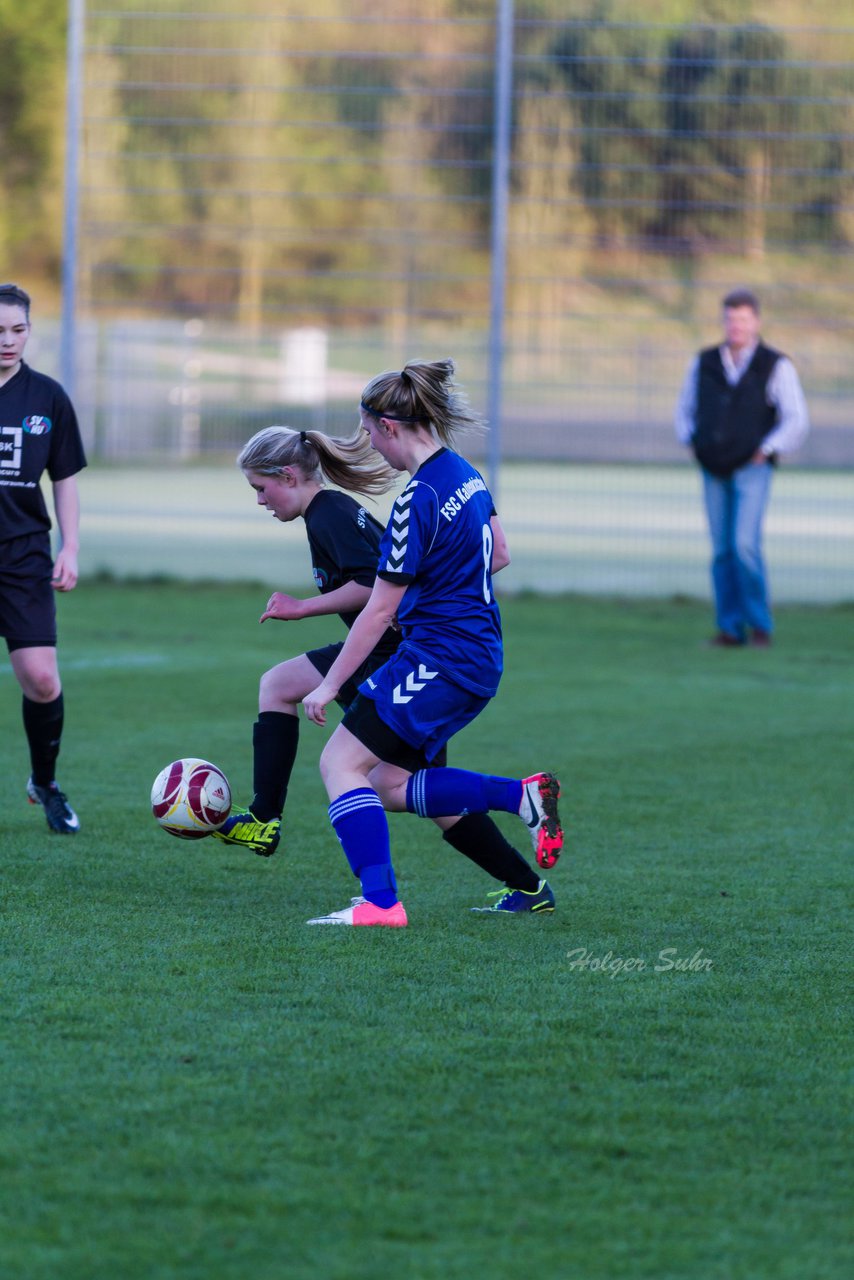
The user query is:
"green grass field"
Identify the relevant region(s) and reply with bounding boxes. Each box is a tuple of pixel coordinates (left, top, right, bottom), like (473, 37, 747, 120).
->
(1, 584, 851, 1280)
(76, 463, 854, 604)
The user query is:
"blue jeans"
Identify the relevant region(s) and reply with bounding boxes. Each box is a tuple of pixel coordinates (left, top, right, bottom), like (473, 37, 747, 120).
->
(701, 460, 773, 638)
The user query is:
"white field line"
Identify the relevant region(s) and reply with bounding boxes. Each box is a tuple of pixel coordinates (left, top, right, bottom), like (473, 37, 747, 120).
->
(0, 654, 170, 678)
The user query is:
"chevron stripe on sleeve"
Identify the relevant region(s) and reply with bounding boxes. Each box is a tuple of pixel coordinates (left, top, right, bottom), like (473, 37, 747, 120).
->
(384, 483, 415, 573)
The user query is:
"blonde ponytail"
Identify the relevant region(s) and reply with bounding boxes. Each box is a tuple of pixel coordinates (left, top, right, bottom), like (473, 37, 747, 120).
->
(237, 424, 396, 498)
(360, 358, 485, 447)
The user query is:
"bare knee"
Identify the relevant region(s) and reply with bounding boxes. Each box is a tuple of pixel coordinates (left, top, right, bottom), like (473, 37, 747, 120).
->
(369, 763, 410, 812)
(259, 664, 298, 713)
(319, 728, 377, 801)
(319, 738, 345, 790)
(258, 667, 280, 708)
(259, 655, 318, 713)
(11, 650, 61, 702)
(25, 670, 61, 701)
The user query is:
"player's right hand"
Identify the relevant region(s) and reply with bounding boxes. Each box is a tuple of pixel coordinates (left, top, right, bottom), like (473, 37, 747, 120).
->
(260, 592, 306, 623)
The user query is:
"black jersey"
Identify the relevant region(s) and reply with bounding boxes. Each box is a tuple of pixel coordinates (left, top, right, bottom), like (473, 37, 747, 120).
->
(0, 362, 87, 543)
(303, 489, 398, 658)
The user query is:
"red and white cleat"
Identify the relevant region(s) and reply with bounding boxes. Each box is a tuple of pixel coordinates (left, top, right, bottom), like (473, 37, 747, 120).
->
(519, 772, 564, 869)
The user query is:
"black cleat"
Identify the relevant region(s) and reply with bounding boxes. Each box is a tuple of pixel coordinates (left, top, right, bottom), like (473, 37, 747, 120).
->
(27, 778, 80, 834)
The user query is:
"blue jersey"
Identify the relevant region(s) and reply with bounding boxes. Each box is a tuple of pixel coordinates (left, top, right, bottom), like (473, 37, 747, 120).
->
(376, 447, 502, 697)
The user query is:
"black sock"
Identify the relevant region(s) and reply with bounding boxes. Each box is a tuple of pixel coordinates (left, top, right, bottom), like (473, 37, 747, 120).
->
(250, 711, 300, 821)
(442, 811, 540, 893)
(23, 693, 64, 788)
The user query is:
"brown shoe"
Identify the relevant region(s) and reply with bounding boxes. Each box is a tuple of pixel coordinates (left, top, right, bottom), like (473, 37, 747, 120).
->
(708, 631, 744, 648)
(750, 629, 772, 647)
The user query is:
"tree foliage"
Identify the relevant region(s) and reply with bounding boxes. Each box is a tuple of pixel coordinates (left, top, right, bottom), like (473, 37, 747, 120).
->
(3, 2, 851, 312)
(0, 2, 68, 273)
(542, 14, 851, 258)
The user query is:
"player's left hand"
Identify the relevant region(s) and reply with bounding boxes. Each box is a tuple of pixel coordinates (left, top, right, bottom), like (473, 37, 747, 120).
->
(303, 683, 336, 726)
(51, 548, 79, 592)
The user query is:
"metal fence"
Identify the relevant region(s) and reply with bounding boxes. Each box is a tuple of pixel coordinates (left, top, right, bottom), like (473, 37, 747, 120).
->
(54, 2, 854, 596)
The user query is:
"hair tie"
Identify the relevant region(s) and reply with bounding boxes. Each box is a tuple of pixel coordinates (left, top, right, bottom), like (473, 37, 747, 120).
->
(299, 430, 308, 444)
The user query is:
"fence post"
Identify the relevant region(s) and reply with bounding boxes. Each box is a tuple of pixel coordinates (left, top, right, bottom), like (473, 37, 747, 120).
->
(61, 0, 86, 401)
(486, 0, 515, 508)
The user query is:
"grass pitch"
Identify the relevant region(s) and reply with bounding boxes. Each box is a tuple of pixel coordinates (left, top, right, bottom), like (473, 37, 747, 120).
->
(1, 584, 851, 1280)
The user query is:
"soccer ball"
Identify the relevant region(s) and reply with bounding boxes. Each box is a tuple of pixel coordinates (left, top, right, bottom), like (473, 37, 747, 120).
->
(151, 758, 232, 840)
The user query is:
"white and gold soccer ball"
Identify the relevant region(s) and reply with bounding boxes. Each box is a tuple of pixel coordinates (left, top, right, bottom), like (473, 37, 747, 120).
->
(151, 758, 232, 840)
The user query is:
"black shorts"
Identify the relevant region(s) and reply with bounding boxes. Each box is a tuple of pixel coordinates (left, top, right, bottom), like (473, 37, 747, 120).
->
(307, 640, 395, 712)
(342, 693, 448, 773)
(0, 533, 57, 653)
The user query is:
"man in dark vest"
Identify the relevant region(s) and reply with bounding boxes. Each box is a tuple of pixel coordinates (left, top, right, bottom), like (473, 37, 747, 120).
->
(675, 289, 809, 646)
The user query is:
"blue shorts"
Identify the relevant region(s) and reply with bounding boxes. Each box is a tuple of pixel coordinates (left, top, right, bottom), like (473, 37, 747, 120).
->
(0, 533, 57, 652)
(354, 647, 489, 764)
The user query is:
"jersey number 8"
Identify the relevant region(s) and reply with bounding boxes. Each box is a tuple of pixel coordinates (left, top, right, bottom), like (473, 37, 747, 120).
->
(481, 522, 494, 604)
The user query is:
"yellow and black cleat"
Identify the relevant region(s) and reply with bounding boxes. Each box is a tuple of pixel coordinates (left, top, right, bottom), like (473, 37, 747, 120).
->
(213, 810, 281, 856)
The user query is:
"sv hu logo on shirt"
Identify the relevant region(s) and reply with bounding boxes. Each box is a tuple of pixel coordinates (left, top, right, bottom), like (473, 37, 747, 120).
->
(23, 416, 52, 435)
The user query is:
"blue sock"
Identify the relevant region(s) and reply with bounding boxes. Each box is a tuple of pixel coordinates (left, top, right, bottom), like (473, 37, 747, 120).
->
(406, 769, 522, 819)
(328, 788, 398, 909)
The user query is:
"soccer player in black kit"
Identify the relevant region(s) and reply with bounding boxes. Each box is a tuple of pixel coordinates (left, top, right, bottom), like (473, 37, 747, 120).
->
(213, 423, 401, 855)
(0, 284, 86, 833)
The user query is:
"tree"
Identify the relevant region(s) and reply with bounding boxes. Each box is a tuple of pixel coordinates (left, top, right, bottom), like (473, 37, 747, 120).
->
(0, 2, 67, 277)
(655, 21, 848, 258)
(548, 15, 664, 248)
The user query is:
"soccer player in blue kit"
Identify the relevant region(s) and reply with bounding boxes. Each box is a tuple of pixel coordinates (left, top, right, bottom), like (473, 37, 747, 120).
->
(302, 359, 564, 927)
(0, 283, 85, 833)
(214, 423, 556, 912)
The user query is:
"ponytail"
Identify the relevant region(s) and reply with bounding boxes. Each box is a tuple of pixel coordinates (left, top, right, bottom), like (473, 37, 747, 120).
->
(360, 358, 485, 448)
(238, 425, 396, 498)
